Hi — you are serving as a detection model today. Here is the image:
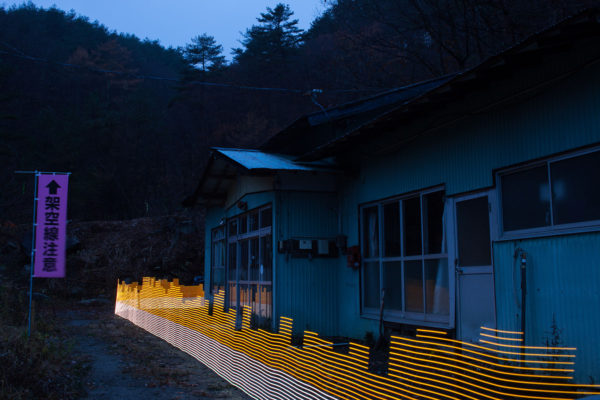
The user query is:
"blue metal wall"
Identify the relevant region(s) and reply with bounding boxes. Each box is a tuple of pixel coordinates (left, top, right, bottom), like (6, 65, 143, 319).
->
(337, 178, 380, 339)
(353, 63, 600, 203)
(336, 63, 600, 353)
(205, 190, 342, 337)
(494, 233, 600, 382)
(275, 191, 340, 337)
(203, 64, 600, 380)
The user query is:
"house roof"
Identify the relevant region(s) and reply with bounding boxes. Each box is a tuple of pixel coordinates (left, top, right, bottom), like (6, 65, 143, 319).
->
(182, 148, 337, 207)
(185, 8, 600, 208)
(212, 148, 336, 172)
(298, 8, 600, 161)
(260, 74, 456, 156)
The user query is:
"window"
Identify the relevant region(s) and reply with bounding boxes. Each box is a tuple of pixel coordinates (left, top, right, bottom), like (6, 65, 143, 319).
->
(500, 148, 600, 234)
(360, 188, 449, 325)
(210, 226, 226, 295)
(226, 205, 272, 327)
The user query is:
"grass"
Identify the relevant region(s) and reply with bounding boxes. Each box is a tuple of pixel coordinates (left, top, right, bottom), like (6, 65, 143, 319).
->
(0, 284, 89, 400)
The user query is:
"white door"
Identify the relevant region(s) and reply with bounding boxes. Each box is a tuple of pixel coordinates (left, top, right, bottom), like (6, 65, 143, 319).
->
(454, 191, 496, 342)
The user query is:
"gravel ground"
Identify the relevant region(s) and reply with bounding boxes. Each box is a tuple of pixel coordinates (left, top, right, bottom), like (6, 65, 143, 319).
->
(63, 304, 251, 400)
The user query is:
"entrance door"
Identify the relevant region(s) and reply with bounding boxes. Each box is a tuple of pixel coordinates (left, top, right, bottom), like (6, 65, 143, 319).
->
(454, 191, 496, 342)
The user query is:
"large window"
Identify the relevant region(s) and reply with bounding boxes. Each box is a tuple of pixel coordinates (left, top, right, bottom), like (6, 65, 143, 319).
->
(226, 205, 272, 327)
(499, 148, 600, 235)
(361, 188, 449, 325)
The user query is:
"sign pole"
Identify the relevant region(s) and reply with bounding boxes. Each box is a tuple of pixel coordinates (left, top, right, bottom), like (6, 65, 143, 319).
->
(27, 171, 39, 337)
(16, 170, 70, 337)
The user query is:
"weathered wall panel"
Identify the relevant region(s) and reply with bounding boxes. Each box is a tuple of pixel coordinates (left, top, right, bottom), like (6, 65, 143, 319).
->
(224, 176, 273, 209)
(494, 233, 600, 382)
(354, 63, 600, 203)
(275, 191, 340, 336)
(336, 63, 600, 349)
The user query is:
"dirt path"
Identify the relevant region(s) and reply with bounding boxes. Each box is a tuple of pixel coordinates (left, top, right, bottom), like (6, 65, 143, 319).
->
(64, 305, 250, 400)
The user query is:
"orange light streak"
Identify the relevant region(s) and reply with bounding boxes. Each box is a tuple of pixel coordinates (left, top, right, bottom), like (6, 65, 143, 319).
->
(115, 279, 600, 400)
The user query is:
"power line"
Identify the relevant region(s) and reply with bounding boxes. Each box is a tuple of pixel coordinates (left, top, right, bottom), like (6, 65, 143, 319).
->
(0, 43, 386, 95)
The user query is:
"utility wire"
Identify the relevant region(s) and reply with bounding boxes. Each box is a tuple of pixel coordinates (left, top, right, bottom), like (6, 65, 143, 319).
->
(0, 43, 387, 95)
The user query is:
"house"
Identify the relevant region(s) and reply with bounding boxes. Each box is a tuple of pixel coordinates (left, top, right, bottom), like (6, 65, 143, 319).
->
(187, 9, 600, 381)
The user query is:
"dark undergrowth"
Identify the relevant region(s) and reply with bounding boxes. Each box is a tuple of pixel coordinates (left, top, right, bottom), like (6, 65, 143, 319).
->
(0, 284, 89, 400)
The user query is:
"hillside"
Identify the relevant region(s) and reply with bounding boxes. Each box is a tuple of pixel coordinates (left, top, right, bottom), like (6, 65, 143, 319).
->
(0, 5, 197, 222)
(2, 2, 594, 224)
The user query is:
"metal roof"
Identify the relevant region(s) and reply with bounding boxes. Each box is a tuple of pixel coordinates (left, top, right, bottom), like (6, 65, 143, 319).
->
(260, 74, 456, 156)
(213, 148, 335, 172)
(182, 148, 337, 207)
(298, 8, 600, 161)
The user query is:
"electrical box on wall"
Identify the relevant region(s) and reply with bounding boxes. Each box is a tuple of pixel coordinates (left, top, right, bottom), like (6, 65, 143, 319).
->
(278, 238, 339, 258)
(346, 245, 361, 269)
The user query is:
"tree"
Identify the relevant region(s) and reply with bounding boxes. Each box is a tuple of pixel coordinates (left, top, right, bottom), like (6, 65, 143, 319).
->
(233, 3, 304, 65)
(183, 34, 226, 72)
(304, 0, 598, 86)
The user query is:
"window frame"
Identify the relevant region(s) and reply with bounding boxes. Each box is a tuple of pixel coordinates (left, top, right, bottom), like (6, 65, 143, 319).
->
(359, 186, 452, 327)
(497, 146, 600, 240)
(210, 225, 226, 296)
(225, 204, 273, 324)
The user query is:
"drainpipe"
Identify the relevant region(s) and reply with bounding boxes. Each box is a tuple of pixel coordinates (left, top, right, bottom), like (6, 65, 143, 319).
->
(520, 252, 528, 348)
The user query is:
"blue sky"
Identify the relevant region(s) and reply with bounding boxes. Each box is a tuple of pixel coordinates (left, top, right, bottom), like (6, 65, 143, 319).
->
(2, 0, 326, 56)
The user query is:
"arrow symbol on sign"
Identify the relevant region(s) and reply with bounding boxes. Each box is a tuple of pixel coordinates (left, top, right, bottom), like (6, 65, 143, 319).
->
(46, 180, 61, 195)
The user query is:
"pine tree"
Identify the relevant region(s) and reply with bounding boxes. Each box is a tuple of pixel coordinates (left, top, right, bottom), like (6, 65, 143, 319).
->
(233, 3, 304, 65)
(183, 33, 226, 72)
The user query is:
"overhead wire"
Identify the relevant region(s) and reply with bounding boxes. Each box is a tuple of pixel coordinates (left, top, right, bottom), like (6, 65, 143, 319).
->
(0, 42, 387, 95)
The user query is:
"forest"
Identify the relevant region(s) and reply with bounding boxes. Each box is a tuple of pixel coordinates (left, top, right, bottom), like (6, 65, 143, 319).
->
(1, 0, 595, 222)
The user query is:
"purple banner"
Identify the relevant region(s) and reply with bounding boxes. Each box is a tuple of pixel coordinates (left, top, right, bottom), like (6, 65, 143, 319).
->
(34, 174, 69, 278)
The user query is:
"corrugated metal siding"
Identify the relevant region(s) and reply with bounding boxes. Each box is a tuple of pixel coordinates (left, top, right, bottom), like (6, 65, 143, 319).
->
(337, 179, 379, 339)
(336, 64, 600, 352)
(275, 191, 340, 337)
(494, 233, 600, 382)
(350, 62, 600, 203)
(224, 176, 273, 209)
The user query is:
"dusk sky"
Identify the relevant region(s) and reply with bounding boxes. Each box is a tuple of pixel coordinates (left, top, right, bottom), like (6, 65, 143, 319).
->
(2, 0, 326, 57)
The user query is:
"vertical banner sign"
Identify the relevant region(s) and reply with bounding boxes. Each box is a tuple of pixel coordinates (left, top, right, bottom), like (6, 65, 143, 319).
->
(34, 174, 69, 278)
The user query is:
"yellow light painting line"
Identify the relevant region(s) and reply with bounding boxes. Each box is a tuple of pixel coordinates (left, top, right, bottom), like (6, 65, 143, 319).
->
(390, 363, 580, 400)
(389, 361, 503, 400)
(275, 346, 362, 399)
(417, 328, 448, 335)
(395, 336, 575, 368)
(389, 347, 573, 381)
(481, 326, 523, 335)
(301, 344, 416, 399)
(383, 368, 464, 400)
(390, 366, 486, 400)
(131, 306, 338, 400)
(118, 280, 600, 400)
(350, 348, 370, 356)
(480, 332, 523, 342)
(293, 337, 410, 399)
(290, 363, 363, 399)
(391, 339, 575, 371)
(415, 334, 577, 360)
(383, 369, 460, 400)
(397, 384, 431, 400)
(292, 348, 375, 400)
(392, 352, 600, 390)
(479, 339, 577, 352)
